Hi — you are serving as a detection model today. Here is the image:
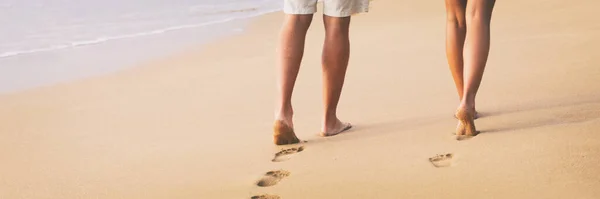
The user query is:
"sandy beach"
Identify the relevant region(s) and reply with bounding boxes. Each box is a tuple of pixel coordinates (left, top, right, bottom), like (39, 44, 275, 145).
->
(2, 0, 600, 198)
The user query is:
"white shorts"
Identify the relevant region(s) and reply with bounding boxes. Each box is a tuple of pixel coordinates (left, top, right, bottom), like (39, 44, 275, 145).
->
(283, 0, 370, 17)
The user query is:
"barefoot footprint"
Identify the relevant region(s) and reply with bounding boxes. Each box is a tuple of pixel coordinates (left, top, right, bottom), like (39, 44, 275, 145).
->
(256, 170, 291, 187)
(272, 146, 304, 162)
(429, 153, 454, 168)
(251, 194, 281, 199)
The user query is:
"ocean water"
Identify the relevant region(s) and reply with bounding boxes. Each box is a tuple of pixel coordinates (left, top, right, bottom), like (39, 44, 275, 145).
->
(0, 0, 282, 93)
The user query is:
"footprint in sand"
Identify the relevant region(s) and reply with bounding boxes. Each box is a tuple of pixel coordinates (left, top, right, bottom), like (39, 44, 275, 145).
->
(272, 146, 304, 162)
(251, 194, 281, 199)
(256, 170, 290, 187)
(429, 153, 454, 168)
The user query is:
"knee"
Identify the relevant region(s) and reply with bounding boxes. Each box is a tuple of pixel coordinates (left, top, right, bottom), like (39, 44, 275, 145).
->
(325, 26, 349, 38)
(465, 9, 491, 25)
(445, 0, 466, 28)
(447, 13, 466, 29)
(324, 17, 350, 37)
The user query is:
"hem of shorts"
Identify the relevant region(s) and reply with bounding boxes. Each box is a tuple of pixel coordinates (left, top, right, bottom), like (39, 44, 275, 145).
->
(324, 9, 369, 17)
(283, 9, 317, 15)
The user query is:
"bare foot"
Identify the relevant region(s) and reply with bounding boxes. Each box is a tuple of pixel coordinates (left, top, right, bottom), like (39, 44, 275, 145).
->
(320, 120, 352, 137)
(455, 110, 480, 120)
(455, 107, 478, 140)
(273, 120, 300, 145)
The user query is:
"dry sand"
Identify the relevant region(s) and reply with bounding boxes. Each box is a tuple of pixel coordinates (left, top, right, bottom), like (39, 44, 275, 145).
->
(2, 0, 600, 198)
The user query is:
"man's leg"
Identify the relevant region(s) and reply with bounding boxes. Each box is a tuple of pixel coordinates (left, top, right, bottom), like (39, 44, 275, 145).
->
(456, 0, 495, 138)
(320, 15, 352, 136)
(274, 14, 313, 145)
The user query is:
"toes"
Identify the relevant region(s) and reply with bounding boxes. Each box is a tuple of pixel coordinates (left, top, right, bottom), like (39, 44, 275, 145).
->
(292, 136, 300, 143)
(343, 123, 353, 131)
(320, 122, 353, 137)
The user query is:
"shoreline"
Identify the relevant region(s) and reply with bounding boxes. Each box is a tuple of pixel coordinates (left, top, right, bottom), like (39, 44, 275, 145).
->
(0, 7, 283, 95)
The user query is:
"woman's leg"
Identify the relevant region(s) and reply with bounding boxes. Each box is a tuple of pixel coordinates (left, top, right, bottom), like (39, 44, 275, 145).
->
(445, 0, 467, 101)
(456, 0, 495, 137)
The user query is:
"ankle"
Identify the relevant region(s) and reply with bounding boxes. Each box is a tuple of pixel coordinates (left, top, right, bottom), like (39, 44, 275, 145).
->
(457, 102, 476, 118)
(275, 106, 293, 121)
(461, 93, 476, 105)
(275, 112, 293, 121)
(459, 97, 475, 110)
(322, 113, 339, 127)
